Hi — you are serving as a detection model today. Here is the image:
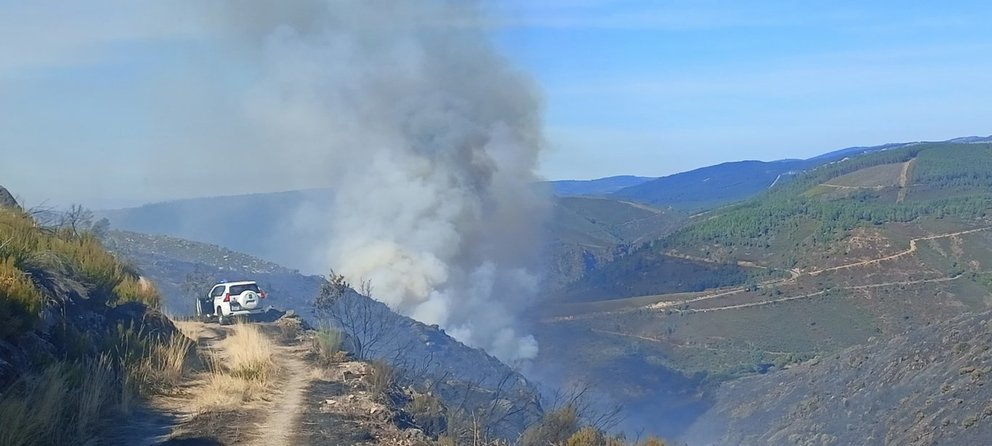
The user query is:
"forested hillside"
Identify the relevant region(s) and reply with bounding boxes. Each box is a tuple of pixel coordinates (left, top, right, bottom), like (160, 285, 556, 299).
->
(608, 159, 805, 211)
(539, 141, 992, 439)
(566, 142, 992, 299)
(667, 142, 992, 264)
(548, 176, 655, 196)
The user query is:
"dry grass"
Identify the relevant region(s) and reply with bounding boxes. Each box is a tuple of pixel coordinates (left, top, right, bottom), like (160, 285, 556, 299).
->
(0, 208, 185, 444)
(275, 315, 302, 341)
(0, 357, 119, 446)
(226, 322, 275, 381)
(193, 322, 276, 412)
(365, 359, 396, 402)
(173, 319, 201, 340)
(195, 364, 268, 410)
(408, 391, 447, 437)
(136, 333, 197, 392)
(111, 321, 196, 396)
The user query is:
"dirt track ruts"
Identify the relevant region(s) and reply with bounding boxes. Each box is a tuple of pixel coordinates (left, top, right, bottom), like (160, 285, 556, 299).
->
(251, 327, 310, 446)
(543, 225, 992, 322)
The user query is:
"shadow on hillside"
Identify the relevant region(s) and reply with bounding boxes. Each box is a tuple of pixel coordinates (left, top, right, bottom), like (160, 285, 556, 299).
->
(104, 404, 182, 445)
(159, 438, 224, 446)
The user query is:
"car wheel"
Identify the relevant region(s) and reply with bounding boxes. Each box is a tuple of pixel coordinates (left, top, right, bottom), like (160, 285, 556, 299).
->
(217, 307, 226, 325)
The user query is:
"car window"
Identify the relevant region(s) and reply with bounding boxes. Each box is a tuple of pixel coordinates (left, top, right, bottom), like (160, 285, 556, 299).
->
(210, 286, 225, 297)
(229, 284, 260, 295)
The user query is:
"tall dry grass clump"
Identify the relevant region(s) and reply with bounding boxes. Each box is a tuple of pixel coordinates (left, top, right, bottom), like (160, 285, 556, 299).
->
(227, 322, 275, 382)
(0, 357, 119, 446)
(112, 276, 162, 307)
(110, 321, 196, 397)
(134, 332, 197, 393)
(195, 322, 276, 411)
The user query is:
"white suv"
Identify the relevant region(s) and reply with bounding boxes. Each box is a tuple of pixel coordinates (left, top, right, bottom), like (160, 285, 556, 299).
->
(196, 280, 267, 323)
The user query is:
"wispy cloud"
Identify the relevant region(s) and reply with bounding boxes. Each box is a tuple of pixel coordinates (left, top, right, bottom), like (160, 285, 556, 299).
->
(0, 1, 207, 77)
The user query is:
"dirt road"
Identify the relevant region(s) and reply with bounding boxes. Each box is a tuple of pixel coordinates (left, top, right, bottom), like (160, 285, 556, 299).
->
(897, 158, 914, 203)
(808, 226, 991, 276)
(129, 318, 426, 446)
(542, 226, 992, 322)
(249, 327, 311, 446)
(134, 320, 314, 446)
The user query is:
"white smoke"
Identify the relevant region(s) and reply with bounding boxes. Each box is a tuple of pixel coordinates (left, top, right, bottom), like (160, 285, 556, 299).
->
(218, 0, 548, 361)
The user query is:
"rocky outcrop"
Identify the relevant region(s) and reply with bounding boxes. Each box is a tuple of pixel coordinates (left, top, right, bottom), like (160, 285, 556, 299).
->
(0, 185, 19, 210)
(685, 310, 992, 445)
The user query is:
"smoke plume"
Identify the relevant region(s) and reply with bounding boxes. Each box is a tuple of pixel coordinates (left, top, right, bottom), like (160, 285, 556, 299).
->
(217, 1, 548, 361)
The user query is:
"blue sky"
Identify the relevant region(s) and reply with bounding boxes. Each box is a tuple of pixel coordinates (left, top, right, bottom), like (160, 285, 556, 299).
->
(490, 0, 992, 179)
(2, 1, 991, 207)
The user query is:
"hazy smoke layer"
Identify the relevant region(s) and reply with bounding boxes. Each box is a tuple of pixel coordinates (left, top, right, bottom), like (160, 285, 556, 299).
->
(222, 1, 547, 361)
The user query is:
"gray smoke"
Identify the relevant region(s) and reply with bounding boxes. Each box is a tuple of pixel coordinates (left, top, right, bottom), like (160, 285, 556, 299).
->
(214, 0, 548, 361)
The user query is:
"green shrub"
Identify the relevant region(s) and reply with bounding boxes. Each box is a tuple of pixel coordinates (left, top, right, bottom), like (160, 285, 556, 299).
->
(313, 328, 344, 365)
(0, 207, 180, 443)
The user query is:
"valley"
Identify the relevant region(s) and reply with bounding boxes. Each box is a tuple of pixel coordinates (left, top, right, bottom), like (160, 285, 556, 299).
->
(8, 2, 992, 444)
(89, 137, 992, 441)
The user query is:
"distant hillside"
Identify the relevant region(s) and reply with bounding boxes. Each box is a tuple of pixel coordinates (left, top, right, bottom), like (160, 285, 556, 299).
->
(98, 188, 334, 272)
(540, 140, 992, 442)
(666, 142, 992, 265)
(101, 189, 686, 291)
(102, 229, 321, 315)
(946, 135, 992, 144)
(547, 196, 687, 290)
(548, 175, 655, 197)
(686, 309, 992, 445)
(804, 141, 908, 162)
(609, 159, 806, 211)
(572, 141, 992, 304)
(561, 251, 748, 302)
(102, 229, 544, 437)
(98, 137, 989, 276)
(607, 136, 991, 212)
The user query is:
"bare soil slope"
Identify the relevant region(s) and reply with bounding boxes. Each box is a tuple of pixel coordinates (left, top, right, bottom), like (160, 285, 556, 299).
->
(685, 310, 992, 446)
